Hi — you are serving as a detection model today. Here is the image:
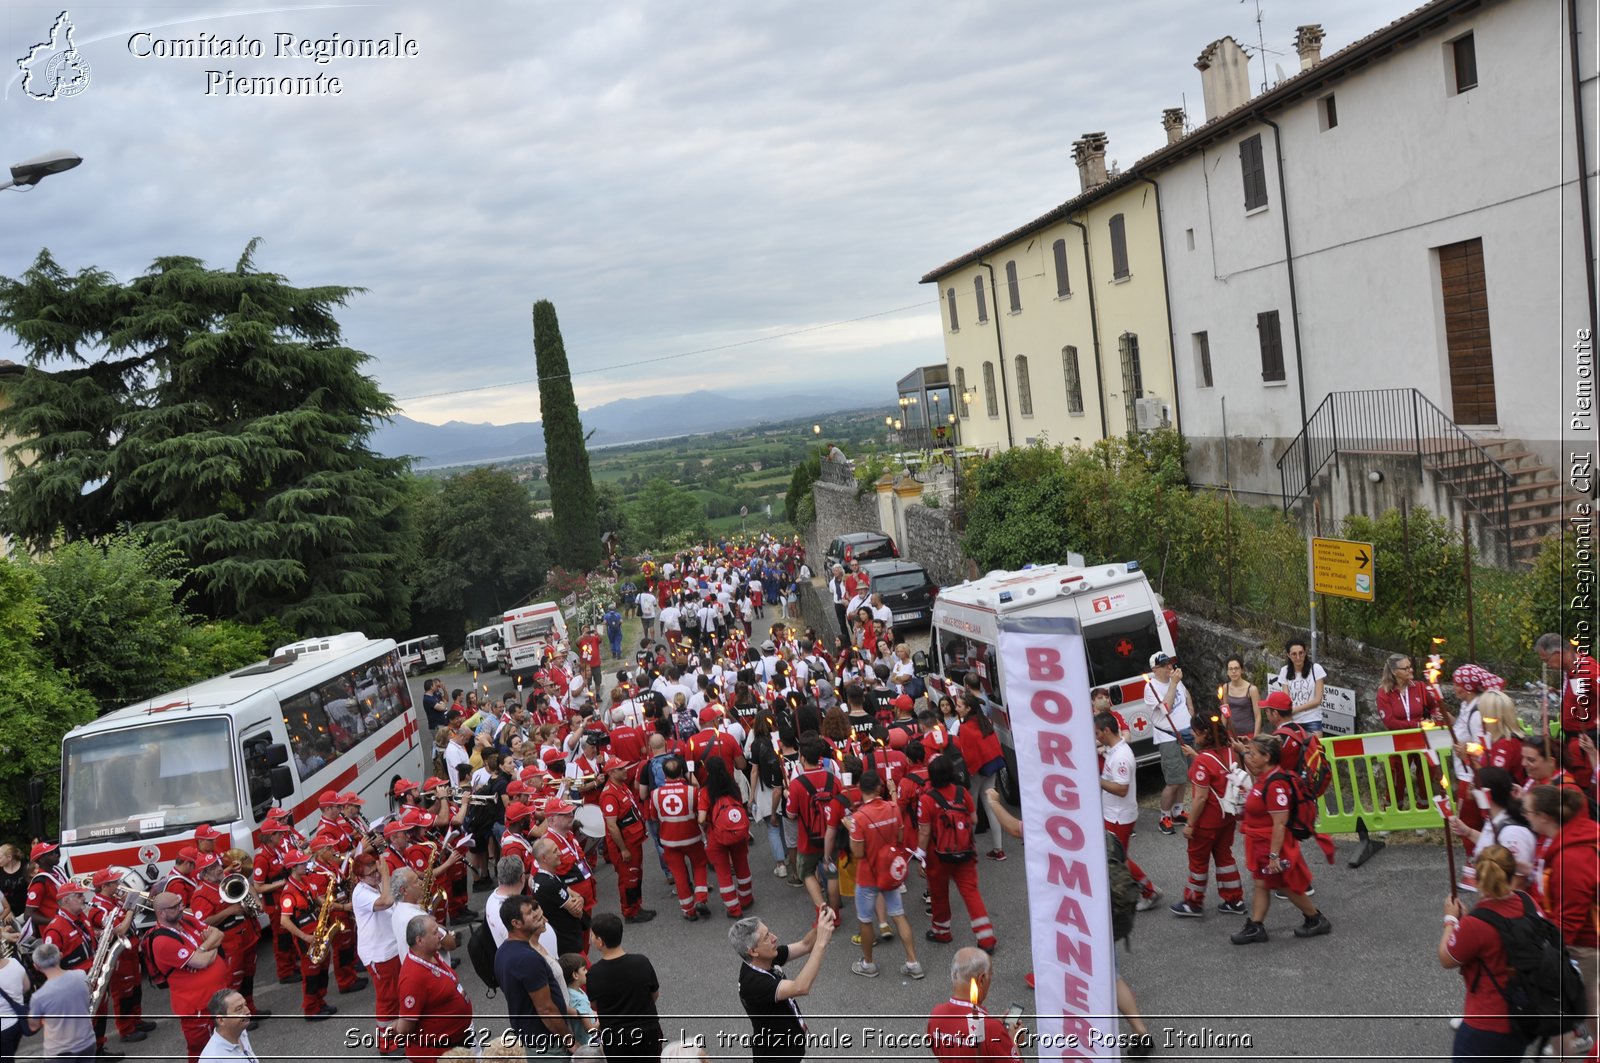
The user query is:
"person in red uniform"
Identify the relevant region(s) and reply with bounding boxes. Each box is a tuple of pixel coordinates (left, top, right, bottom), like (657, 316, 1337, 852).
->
(278, 851, 338, 1021)
(917, 754, 997, 952)
(307, 844, 367, 996)
(23, 840, 67, 931)
(687, 706, 745, 785)
(192, 823, 223, 856)
(89, 869, 151, 1044)
(1537, 632, 1600, 796)
(1525, 784, 1600, 1055)
(1439, 845, 1539, 1061)
(577, 627, 604, 693)
(381, 820, 414, 874)
(953, 694, 1007, 861)
(394, 913, 473, 1063)
(650, 755, 710, 919)
(43, 882, 116, 1055)
(540, 800, 597, 947)
(598, 756, 655, 923)
(697, 756, 756, 918)
(565, 733, 609, 807)
(191, 852, 270, 1020)
(500, 802, 537, 876)
(1171, 716, 1246, 917)
(1375, 654, 1445, 809)
(146, 889, 230, 1063)
(163, 847, 202, 908)
(926, 947, 1024, 1062)
(253, 819, 300, 984)
(1230, 734, 1332, 945)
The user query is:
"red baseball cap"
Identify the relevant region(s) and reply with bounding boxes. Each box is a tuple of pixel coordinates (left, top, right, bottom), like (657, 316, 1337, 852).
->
(193, 824, 222, 841)
(1262, 691, 1294, 713)
(339, 792, 365, 805)
(887, 728, 910, 750)
(422, 776, 449, 791)
(540, 749, 565, 767)
(29, 841, 57, 861)
(602, 756, 633, 773)
(55, 882, 92, 900)
(175, 846, 199, 864)
(698, 706, 722, 724)
(260, 820, 290, 834)
(194, 852, 220, 872)
(382, 820, 410, 838)
(891, 693, 914, 711)
(505, 802, 534, 824)
(392, 778, 419, 797)
(90, 868, 124, 888)
(520, 764, 547, 781)
(282, 851, 311, 867)
(400, 808, 435, 829)
(541, 798, 576, 817)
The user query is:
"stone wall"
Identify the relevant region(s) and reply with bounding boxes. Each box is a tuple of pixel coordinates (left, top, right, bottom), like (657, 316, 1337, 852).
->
(811, 479, 881, 557)
(903, 502, 968, 587)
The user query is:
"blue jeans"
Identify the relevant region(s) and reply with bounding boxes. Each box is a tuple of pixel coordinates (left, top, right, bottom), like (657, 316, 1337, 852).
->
(765, 817, 786, 863)
(1451, 1022, 1530, 1062)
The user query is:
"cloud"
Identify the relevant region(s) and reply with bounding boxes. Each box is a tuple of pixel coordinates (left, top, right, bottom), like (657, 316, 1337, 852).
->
(0, 0, 1421, 425)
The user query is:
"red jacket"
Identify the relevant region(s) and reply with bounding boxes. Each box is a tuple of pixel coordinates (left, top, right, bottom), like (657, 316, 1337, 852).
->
(954, 720, 1002, 775)
(1376, 682, 1442, 731)
(1541, 815, 1600, 950)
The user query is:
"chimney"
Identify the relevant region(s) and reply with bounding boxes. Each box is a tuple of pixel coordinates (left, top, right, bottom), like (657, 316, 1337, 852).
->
(1071, 132, 1108, 192)
(1161, 108, 1187, 145)
(1295, 24, 1326, 70)
(1194, 37, 1252, 121)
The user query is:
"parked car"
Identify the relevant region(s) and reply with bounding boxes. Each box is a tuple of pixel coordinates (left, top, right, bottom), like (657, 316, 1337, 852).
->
(860, 558, 937, 628)
(397, 634, 446, 675)
(825, 532, 898, 572)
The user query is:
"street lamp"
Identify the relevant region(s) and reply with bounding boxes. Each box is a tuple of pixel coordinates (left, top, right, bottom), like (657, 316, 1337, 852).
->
(0, 150, 82, 192)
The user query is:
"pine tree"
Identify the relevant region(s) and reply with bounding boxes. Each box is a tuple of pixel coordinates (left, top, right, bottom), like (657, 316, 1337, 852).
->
(0, 242, 414, 633)
(532, 299, 601, 571)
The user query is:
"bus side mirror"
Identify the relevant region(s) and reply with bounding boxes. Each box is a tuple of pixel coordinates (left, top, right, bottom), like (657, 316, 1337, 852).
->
(263, 743, 289, 768)
(912, 650, 930, 675)
(270, 766, 295, 800)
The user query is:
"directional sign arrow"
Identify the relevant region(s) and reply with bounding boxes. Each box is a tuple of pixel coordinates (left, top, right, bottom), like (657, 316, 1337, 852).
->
(1355, 550, 1371, 569)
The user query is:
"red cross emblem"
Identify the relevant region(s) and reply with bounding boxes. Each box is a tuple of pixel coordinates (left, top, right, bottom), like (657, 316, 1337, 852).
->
(1115, 639, 1134, 658)
(1131, 717, 1149, 733)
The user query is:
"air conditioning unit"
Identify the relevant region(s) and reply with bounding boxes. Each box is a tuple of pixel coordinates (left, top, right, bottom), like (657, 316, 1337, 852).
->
(1134, 397, 1170, 431)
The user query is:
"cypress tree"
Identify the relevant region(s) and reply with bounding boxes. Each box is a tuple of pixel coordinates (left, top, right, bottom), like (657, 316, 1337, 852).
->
(532, 299, 601, 572)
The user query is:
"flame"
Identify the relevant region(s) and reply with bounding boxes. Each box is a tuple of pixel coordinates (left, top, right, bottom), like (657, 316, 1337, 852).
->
(1216, 685, 1225, 703)
(1467, 743, 1484, 756)
(969, 978, 980, 1007)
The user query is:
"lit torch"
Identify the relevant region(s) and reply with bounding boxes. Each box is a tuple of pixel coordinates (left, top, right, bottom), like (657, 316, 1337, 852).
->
(1427, 748, 1459, 898)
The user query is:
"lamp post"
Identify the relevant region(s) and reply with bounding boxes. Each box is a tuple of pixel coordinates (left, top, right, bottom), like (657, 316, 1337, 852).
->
(929, 393, 942, 450)
(0, 150, 82, 192)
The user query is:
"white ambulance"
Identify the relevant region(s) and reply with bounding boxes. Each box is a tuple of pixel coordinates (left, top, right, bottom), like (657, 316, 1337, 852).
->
(929, 561, 1179, 798)
(498, 601, 570, 679)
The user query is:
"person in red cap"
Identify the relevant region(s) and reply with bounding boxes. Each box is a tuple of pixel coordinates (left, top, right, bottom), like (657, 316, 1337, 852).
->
(687, 705, 746, 787)
(380, 820, 413, 874)
(190, 852, 269, 1022)
(23, 840, 67, 931)
(540, 799, 597, 947)
(419, 779, 473, 924)
(278, 852, 337, 1021)
(146, 889, 230, 1063)
(499, 803, 537, 877)
(254, 819, 299, 985)
(192, 823, 222, 856)
(266, 806, 309, 850)
(597, 754, 654, 923)
(350, 852, 402, 1057)
(164, 847, 201, 908)
(566, 731, 609, 807)
(651, 755, 711, 920)
(88, 868, 150, 1044)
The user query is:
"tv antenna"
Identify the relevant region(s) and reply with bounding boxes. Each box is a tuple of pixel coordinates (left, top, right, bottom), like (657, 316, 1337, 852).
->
(1240, 0, 1284, 94)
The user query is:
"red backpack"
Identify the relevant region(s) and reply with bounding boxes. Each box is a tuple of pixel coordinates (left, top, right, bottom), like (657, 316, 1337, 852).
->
(709, 795, 750, 846)
(795, 772, 837, 849)
(859, 803, 912, 887)
(1274, 723, 1332, 800)
(928, 788, 975, 862)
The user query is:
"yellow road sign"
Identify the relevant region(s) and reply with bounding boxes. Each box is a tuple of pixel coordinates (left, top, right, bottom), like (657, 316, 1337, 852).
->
(1311, 537, 1375, 601)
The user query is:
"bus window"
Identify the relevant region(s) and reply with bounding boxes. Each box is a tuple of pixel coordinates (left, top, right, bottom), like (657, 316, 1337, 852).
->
(63, 717, 238, 839)
(282, 650, 413, 780)
(242, 734, 276, 820)
(1083, 614, 1164, 689)
(937, 634, 1003, 706)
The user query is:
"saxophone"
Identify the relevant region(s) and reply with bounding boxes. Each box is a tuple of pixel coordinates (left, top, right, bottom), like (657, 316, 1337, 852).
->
(86, 869, 148, 1012)
(306, 878, 341, 966)
(419, 842, 444, 908)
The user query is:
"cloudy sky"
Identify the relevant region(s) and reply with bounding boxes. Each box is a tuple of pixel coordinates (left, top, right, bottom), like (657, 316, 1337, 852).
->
(0, 0, 1419, 426)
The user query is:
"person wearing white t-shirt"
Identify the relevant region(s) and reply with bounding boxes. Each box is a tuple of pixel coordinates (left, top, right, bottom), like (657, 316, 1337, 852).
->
(1143, 653, 1195, 835)
(483, 856, 557, 979)
(637, 590, 660, 640)
(1275, 638, 1326, 730)
(389, 869, 455, 969)
(350, 855, 400, 1055)
(1096, 712, 1160, 908)
(0, 925, 26, 1061)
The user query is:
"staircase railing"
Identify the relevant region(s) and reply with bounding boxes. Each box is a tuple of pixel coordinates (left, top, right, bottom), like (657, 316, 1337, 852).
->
(1276, 388, 1512, 549)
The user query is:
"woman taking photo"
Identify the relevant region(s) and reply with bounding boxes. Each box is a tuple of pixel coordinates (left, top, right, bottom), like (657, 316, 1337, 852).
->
(1222, 656, 1261, 738)
(1449, 766, 1536, 896)
(953, 693, 1006, 862)
(1524, 785, 1600, 1056)
(1438, 845, 1534, 1062)
(1230, 735, 1331, 945)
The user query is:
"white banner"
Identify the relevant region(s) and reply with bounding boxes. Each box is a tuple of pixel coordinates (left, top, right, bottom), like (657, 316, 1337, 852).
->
(997, 616, 1119, 1061)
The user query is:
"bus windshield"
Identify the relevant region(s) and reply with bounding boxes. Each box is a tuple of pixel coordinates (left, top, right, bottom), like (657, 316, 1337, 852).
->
(63, 717, 237, 840)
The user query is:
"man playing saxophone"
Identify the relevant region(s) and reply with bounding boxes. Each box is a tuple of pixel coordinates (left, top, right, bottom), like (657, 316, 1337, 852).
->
(88, 870, 152, 1046)
(277, 851, 336, 1023)
(305, 841, 367, 998)
(190, 852, 270, 1026)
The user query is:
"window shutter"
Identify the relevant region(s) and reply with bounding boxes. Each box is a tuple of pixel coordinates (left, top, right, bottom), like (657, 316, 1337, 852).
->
(1005, 261, 1021, 313)
(946, 287, 959, 331)
(1015, 355, 1033, 416)
(1062, 346, 1083, 415)
(1241, 135, 1268, 211)
(1257, 311, 1286, 382)
(974, 277, 987, 323)
(1052, 239, 1070, 297)
(1109, 214, 1129, 279)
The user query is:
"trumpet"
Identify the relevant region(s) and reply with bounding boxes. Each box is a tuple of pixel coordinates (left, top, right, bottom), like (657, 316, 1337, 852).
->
(444, 787, 500, 804)
(220, 874, 263, 917)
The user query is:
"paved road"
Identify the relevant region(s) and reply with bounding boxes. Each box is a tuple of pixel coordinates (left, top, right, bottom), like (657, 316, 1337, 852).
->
(38, 629, 1475, 1061)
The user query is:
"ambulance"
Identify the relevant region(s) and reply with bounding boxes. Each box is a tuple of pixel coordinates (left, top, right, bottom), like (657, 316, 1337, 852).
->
(929, 560, 1179, 799)
(498, 601, 570, 678)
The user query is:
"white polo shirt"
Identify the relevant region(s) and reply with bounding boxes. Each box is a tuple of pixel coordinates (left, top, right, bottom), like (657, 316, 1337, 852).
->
(351, 880, 400, 966)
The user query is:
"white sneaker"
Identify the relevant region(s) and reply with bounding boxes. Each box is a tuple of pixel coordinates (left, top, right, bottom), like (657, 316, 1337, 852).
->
(901, 961, 926, 980)
(1135, 888, 1163, 912)
(773, 864, 788, 878)
(852, 959, 880, 978)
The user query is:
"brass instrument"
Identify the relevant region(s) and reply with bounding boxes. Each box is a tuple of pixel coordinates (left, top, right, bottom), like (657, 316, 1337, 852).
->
(86, 869, 149, 1012)
(220, 874, 263, 917)
(305, 871, 344, 966)
(418, 842, 446, 909)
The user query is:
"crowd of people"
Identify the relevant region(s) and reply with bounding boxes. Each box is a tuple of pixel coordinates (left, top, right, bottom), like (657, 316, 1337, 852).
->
(0, 526, 1594, 1063)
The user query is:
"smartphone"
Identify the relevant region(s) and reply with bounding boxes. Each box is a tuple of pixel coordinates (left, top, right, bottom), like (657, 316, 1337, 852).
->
(1003, 1004, 1024, 1025)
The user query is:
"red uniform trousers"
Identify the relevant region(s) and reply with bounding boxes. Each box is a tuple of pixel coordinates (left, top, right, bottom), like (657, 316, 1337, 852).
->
(444, 861, 471, 921)
(705, 837, 755, 916)
(270, 903, 299, 981)
(1182, 818, 1244, 905)
(925, 856, 996, 948)
(606, 829, 648, 917)
(1104, 820, 1157, 898)
(331, 925, 362, 991)
(295, 937, 332, 1015)
(662, 842, 709, 915)
(369, 955, 401, 1053)
(108, 945, 144, 1037)
(221, 922, 261, 1012)
(1385, 752, 1431, 808)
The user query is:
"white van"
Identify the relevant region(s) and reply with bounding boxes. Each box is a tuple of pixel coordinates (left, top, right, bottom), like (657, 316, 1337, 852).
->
(397, 634, 446, 675)
(930, 560, 1179, 796)
(462, 625, 503, 673)
(499, 602, 569, 678)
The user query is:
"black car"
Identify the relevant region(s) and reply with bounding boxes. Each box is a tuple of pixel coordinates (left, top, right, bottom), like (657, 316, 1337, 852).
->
(825, 532, 898, 572)
(860, 559, 937, 628)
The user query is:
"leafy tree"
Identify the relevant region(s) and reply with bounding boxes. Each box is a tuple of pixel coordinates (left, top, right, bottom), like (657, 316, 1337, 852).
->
(627, 478, 707, 548)
(532, 300, 600, 571)
(784, 455, 819, 526)
(411, 467, 552, 629)
(0, 243, 415, 632)
(0, 560, 97, 828)
(960, 443, 1077, 571)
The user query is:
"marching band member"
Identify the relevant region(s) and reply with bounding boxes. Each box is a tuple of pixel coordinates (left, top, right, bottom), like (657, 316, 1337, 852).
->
(539, 799, 597, 946)
(192, 824, 224, 857)
(382, 821, 413, 875)
(45, 881, 118, 1058)
(163, 847, 202, 909)
(145, 890, 229, 1063)
(23, 840, 69, 932)
(306, 844, 366, 996)
(190, 852, 268, 1021)
(500, 802, 537, 876)
(254, 819, 299, 985)
(89, 869, 150, 1044)
(277, 851, 337, 1022)
(421, 780, 472, 924)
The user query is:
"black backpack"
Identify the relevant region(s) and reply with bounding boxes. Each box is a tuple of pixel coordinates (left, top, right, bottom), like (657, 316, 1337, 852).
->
(466, 915, 500, 998)
(754, 738, 786, 791)
(1467, 892, 1587, 1042)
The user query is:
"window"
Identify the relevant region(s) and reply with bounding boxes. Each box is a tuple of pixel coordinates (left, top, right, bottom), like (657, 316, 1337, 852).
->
(1194, 331, 1213, 388)
(956, 367, 969, 419)
(945, 287, 959, 332)
(1109, 214, 1129, 280)
(1185, 228, 1195, 251)
(1062, 346, 1084, 415)
(62, 718, 238, 838)
(1005, 260, 1021, 313)
(1015, 355, 1033, 416)
(1258, 310, 1286, 382)
(1118, 333, 1143, 429)
(982, 361, 999, 418)
(1451, 33, 1478, 93)
(242, 734, 276, 821)
(1084, 613, 1165, 689)
(1320, 94, 1338, 130)
(974, 276, 988, 324)
(1240, 134, 1268, 211)
(1052, 239, 1071, 297)
(281, 649, 413, 781)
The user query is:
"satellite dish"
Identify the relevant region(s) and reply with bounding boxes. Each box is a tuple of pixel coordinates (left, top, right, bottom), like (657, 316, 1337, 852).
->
(1274, 62, 1287, 85)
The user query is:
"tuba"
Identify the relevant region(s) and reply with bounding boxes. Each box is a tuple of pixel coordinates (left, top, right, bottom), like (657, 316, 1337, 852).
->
(86, 868, 150, 1012)
(220, 874, 262, 918)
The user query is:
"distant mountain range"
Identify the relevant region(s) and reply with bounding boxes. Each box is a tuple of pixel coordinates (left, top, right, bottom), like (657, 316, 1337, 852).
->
(375, 388, 863, 467)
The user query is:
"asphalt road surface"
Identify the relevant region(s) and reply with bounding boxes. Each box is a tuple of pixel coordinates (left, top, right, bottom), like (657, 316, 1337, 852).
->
(35, 629, 1477, 1061)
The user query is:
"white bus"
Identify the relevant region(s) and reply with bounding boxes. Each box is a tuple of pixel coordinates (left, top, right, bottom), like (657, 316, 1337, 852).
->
(57, 633, 426, 885)
(397, 634, 446, 675)
(499, 601, 569, 678)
